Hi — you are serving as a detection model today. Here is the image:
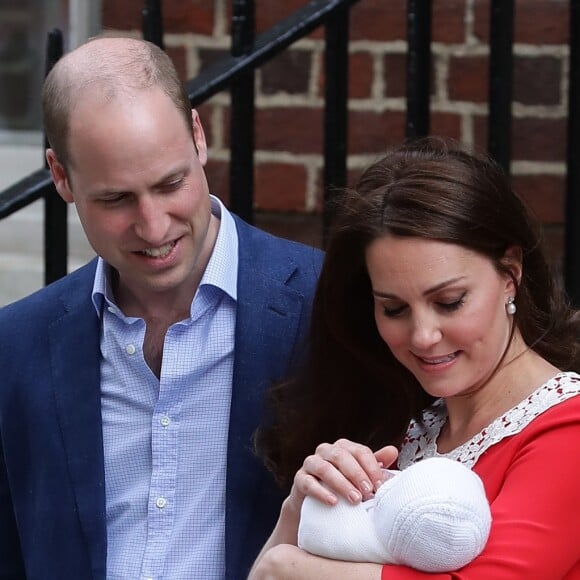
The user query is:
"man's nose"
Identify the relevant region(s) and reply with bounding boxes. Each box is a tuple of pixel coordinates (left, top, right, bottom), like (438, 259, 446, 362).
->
(134, 196, 170, 244)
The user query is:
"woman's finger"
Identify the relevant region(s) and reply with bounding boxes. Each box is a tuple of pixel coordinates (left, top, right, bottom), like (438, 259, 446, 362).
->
(298, 439, 386, 502)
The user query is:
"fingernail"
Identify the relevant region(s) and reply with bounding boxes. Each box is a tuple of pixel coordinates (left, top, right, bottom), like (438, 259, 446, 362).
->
(325, 494, 338, 506)
(360, 480, 372, 494)
(348, 490, 362, 503)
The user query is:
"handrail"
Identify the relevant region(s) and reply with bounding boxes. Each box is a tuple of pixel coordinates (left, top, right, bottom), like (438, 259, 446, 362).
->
(0, 169, 53, 220)
(185, 0, 359, 107)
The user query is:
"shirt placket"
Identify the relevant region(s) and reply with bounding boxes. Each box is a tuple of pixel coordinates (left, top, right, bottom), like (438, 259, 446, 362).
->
(140, 359, 182, 579)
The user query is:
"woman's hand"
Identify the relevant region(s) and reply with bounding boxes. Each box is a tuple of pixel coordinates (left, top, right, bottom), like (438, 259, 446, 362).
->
(292, 439, 398, 507)
(248, 439, 397, 578)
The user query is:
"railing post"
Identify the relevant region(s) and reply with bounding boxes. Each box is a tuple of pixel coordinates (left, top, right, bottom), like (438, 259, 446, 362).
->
(229, 0, 255, 224)
(565, 0, 580, 306)
(323, 2, 349, 239)
(44, 28, 68, 286)
(142, 0, 164, 49)
(406, 0, 432, 139)
(487, 0, 515, 175)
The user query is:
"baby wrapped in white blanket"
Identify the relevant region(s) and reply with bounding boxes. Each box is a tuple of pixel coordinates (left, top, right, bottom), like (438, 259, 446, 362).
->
(298, 457, 492, 573)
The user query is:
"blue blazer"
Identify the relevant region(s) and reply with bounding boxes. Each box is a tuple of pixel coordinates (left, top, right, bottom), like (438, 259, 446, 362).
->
(0, 216, 323, 580)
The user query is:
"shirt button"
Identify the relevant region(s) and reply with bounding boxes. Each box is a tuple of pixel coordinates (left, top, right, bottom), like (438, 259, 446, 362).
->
(160, 415, 171, 427)
(156, 497, 167, 509)
(126, 344, 136, 355)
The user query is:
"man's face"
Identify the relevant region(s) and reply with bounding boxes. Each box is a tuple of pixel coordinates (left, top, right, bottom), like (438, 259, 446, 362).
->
(48, 87, 215, 309)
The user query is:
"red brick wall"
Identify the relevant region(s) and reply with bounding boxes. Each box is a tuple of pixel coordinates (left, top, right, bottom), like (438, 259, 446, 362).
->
(102, 0, 570, 265)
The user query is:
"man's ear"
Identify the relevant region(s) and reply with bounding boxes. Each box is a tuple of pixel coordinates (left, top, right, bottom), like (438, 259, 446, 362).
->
(191, 109, 208, 166)
(501, 245, 523, 294)
(46, 149, 74, 203)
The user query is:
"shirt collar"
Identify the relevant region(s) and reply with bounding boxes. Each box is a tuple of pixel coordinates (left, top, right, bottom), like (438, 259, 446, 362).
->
(91, 195, 239, 317)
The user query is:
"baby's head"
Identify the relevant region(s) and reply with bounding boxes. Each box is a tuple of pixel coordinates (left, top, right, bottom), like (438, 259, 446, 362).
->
(298, 456, 492, 572)
(373, 457, 492, 571)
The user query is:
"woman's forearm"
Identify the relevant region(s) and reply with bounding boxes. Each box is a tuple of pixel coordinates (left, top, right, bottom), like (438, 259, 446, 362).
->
(248, 496, 302, 578)
(250, 544, 383, 580)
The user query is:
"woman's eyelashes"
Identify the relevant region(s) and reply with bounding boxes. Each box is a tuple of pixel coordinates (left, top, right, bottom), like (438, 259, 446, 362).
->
(437, 292, 467, 312)
(381, 292, 467, 318)
(382, 304, 407, 318)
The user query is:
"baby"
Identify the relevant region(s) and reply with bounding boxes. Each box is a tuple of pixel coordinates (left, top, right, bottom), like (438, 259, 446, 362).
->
(298, 457, 492, 573)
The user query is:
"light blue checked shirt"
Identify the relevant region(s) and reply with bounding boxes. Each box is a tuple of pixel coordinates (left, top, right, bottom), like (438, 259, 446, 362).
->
(92, 196, 238, 580)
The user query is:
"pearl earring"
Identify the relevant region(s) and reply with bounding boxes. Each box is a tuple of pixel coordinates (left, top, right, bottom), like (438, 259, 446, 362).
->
(506, 297, 517, 315)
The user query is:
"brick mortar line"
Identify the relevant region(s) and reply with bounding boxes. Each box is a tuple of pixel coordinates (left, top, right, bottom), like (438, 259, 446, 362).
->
(465, 0, 476, 43)
(105, 30, 571, 57)
(305, 164, 319, 211)
(372, 51, 386, 100)
(214, 0, 227, 37)
(511, 161, 566, 175)
(201, 100, 568, 123)
(202, 95, 567, 115)
(204, 149, 567, 176)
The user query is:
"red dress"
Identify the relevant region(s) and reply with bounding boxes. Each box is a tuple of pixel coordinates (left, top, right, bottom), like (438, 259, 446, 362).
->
(382, 372, 580, 579)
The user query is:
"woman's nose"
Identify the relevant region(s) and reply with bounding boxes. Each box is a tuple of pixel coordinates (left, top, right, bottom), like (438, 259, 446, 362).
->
(410, 312, 443, 350)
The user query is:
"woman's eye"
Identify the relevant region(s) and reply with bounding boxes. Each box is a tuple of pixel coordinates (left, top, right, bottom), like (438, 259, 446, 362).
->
(437, 294, 466, 312)
(382, 304, 407, 318)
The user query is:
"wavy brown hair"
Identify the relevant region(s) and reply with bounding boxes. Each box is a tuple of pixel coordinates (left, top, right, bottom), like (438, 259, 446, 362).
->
(256, 137, 580, 491)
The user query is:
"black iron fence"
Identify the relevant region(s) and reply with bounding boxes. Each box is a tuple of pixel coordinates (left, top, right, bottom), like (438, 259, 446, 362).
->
(0, 0, 579, 305)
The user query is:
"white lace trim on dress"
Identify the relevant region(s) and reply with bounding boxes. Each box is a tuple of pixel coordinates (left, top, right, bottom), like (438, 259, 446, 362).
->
(398, 372, 580, 470)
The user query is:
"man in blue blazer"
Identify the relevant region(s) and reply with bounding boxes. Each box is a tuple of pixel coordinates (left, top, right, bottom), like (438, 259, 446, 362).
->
(0, 36, 322, 579)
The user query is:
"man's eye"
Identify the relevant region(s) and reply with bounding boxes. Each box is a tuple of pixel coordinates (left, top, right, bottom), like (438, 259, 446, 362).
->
(100, 195, 126, 205)
(162, 178, 184, 191)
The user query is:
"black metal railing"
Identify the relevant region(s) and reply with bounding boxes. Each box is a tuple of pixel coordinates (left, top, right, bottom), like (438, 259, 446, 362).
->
(229, 0, 256, 222)
(487, 0, 515, 175)
(43, 28, 67, 285)
(182, 0, 359, 230)
(405, 0, 431, 138)
(0, 0, 579, 306)
(566, 0, 580, 305)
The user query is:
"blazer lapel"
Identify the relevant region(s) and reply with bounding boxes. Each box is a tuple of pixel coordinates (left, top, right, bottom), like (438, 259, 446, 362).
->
(50, 275, 107, 580)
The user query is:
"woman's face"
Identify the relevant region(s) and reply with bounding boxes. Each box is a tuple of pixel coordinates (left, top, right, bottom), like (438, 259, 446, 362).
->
(365, 235, 518, 399)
